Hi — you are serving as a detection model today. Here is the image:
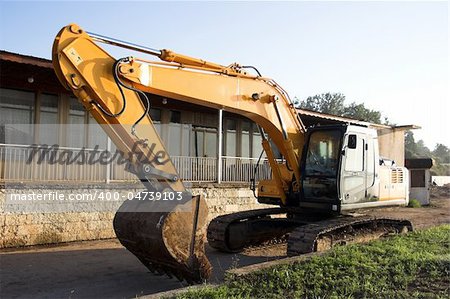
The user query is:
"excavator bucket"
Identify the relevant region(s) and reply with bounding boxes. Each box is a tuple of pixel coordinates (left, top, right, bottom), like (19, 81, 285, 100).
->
(113, 194, 211, 283)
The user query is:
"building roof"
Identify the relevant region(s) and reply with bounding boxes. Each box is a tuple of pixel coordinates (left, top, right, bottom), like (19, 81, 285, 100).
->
(0, 50, 53, 69)
(297, 108, 390, 129)
(297, 108, 420, 131)
(0, 50, 67, 94)
(405, 158, 433, 169)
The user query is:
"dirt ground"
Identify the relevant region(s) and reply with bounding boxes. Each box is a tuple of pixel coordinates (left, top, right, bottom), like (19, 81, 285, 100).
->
(364, 197, 450, 229)
(1, 197, 449, 299)
(243, 196, 450, 258)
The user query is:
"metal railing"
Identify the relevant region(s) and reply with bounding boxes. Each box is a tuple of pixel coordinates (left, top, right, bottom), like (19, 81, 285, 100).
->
(0, 144, 272, 183)
(221, 156, 272, 182)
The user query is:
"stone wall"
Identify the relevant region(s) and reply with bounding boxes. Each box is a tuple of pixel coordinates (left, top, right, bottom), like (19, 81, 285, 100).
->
(0, 183, 272, 248)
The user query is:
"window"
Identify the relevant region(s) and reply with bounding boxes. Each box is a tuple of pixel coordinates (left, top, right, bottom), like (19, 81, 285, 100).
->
(149, 108, 161, 123)
(344, 135, 364, 172)
(165, 110, 189, 156)
(410, 170, 425, 188)
(169, 110, 181, 123)
(305, 130, 341, 176)
(225, 119, 237, 157)
(68, 97, 86, 148)
(303, 130, 342, 201)
(192, 127, 217, 157)
(168, 124, 182, 156)
(241, 121, 251, 157)
(0, 88, 35, 144)
(192, 129, 204, 157)
(204, 130, 217, 157)
(252, 124, 265, 158)
(39, 94, 58, 124)
(38, 94, 58, 145)
(148, 108, 162, 135)
(87, 115, 108, 149)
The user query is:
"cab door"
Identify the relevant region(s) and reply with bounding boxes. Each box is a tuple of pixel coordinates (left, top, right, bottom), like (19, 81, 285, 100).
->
(340, 133, 367, 204)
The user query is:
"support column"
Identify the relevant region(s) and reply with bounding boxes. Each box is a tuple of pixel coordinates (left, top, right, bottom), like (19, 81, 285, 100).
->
(217, 109, 223, 183)
(105, 137, 111, 184)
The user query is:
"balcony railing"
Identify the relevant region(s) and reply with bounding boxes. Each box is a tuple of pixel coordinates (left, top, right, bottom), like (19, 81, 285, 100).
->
(0, 144, 272, 183)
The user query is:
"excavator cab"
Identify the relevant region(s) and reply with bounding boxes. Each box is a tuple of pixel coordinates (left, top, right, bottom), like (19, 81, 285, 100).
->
(299, 125, 345, 212)
(299, 124, 393, 213)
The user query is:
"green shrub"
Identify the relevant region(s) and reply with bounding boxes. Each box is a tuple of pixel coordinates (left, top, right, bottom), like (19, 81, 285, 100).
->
(408, 198, 422, 208)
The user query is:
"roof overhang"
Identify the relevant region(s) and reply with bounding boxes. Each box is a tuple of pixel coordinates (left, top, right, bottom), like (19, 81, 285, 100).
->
(297, 108, 392, 129)
(391, 125, 421, 131)
(0, 50, 53, 69)
(297, 108, 422, 132)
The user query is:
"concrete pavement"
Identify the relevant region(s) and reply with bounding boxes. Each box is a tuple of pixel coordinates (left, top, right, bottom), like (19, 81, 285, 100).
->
(0, 240, 281, 299)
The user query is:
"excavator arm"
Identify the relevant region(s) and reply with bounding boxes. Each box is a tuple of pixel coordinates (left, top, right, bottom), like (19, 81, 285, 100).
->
(52, 24, 305, 282)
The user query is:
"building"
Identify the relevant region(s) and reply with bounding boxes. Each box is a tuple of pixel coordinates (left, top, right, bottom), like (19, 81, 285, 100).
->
(405, 158, 433, 205)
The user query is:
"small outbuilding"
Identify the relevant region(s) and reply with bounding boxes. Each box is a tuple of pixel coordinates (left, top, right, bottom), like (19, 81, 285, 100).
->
(405, 158, 434, 205)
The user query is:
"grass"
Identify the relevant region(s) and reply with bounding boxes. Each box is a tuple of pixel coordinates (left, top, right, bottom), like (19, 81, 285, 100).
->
(174, 225, 450, 299)
(408, 199, 422, 208)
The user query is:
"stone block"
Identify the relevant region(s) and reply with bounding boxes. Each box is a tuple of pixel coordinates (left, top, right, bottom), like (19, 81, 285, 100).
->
(224, 204, 240, 212)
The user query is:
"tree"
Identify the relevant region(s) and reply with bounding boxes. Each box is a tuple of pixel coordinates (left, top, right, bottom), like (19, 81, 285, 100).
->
(432, 144, 450, 164)
(298, 92, 385, 124)
(416, 140, 432, 157)
(405, 131, 431, 158)
(298, 93, 346, 116)
(343, 102, 382, 124)
(405, 131, 418, 159)
(405, 131, 449, 176)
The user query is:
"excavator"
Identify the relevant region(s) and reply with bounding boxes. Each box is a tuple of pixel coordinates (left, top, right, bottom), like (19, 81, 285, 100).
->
(52, 24, 413, 283)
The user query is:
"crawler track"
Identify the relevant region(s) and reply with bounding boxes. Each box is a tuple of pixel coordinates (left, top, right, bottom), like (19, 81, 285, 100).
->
(287, 216, 413, 256)
(208, 210, 413, 258)
(207, 208, 301, 253)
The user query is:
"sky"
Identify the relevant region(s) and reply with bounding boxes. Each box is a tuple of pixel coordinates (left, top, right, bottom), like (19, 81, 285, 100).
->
(0, 1, 448, 148)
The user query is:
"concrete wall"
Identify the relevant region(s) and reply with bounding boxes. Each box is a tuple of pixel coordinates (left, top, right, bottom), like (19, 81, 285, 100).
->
(377, 128, 406, 167)
(0, 184, 271, 248)
(432, 176, 450, 186)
